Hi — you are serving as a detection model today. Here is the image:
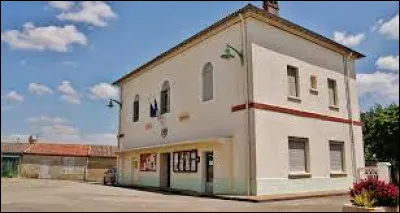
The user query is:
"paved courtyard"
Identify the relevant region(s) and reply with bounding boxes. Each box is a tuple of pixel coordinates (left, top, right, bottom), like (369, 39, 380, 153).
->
(1, 178, 349, 212)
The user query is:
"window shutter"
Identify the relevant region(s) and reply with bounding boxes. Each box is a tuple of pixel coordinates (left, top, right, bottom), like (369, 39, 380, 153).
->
(330, 143, 343, 172)
(289, 139, 306, 172)
(287, 67, 298, 97)
(328, 79, 337, 106)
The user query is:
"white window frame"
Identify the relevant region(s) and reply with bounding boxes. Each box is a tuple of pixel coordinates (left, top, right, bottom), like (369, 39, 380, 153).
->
(328, 78, 339, 109)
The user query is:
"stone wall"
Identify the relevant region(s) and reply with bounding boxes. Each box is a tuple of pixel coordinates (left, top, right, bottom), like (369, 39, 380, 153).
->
(87, 157, 116, 182)
(21, 155, 87, 181)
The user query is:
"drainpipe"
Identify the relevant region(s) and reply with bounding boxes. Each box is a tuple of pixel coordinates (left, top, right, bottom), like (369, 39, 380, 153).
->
(117, 86, 122, 185)
(343, 52, 357, 181)
(239, 13, 252, 196)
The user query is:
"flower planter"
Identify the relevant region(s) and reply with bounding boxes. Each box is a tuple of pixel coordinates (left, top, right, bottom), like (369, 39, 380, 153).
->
(343, 204, 399, 212)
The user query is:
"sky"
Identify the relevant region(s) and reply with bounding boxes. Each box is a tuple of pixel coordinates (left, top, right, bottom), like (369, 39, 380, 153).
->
(1, 1, 399, 145)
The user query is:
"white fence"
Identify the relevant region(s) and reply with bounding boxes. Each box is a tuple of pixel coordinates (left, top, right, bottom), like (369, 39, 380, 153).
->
(356, 162, 392, 183)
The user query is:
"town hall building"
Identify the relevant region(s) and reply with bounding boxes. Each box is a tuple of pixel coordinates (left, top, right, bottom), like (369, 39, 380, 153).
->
(113, 2, 365, 196)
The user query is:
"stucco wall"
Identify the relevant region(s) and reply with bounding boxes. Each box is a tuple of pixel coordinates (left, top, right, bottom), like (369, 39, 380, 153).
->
(247, 17, 364, 195)
(120, 141, 234, 194)
(21, 155, 87, 181)
(119, 21, 250, 194)
(87, 157, 116, 182)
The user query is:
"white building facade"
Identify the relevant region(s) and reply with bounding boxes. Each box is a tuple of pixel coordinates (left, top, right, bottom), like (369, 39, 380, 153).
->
(113, 3, 365, 196)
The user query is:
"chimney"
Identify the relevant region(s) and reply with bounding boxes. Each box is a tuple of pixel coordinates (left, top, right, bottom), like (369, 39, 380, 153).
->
(263, 1, 279, 16)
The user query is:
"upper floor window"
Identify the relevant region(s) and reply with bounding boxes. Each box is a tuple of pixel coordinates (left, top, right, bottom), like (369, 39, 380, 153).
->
(287, 65, 300, 99)
(202, 62, 214, 102)
(160, 81, 170, 114)
(133, 95, 139, 122)
(328, 79, 338, 107)
(310, 75, 317, 90)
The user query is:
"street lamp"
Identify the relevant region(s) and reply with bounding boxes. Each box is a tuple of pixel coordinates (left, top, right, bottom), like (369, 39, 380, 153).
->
(107, 99, 122, 109)
(106, 98, 122, 185)
(220, 44, 244, 65)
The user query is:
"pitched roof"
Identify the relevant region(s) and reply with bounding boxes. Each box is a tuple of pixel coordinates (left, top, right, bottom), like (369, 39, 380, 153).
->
(88, 145, 117, 157)
(25, 143, 90, 157)
(1, 142, 30, 154)
(113, 4, 365, 85)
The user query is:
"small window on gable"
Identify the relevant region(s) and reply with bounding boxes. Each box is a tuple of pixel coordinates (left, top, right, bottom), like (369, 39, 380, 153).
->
(160, 81, 170, 114)
(133, 95, 139, 122)
(202, 62, 214, 102)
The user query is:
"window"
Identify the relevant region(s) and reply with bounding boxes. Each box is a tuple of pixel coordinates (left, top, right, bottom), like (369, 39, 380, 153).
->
(173, 150, 198, 173)
(287, 66, 299, 97)
(160, 81, 170, 114)
(328, 79, 338, 106)
(133, 95, 139, 122)
(289, 137, 309, 174)
(310, 75, 317, 90)
(202, 62, 214, 101)
(330, 141, 344, 172)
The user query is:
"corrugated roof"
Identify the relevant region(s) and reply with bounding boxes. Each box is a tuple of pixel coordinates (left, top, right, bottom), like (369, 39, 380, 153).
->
(113, 4, 365, 85)
(1, 142, 30, 154)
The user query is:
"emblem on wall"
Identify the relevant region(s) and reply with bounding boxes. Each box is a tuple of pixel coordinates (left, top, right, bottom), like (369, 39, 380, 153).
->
(178, 112, 190, 122)
(161, 127, 168, 139)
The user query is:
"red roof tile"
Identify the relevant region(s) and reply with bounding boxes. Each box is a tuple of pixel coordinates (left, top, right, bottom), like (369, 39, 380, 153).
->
(1, 143, 30, 154)
(89, 145, 117, 157)
(25, 143, 89, 157)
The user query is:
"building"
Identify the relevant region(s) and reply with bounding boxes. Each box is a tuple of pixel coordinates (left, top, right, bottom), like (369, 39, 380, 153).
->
(1, 143, 30, 177)
(1, 141, 117, 182)
(113, 2, 365, 196)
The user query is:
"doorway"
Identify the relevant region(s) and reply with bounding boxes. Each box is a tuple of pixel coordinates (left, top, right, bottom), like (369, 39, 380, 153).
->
(205, 151, 214, 194)
(160, 153, 171, 188)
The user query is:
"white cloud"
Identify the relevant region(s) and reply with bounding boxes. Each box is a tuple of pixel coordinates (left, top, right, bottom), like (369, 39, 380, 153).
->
(376, 13, 399, 39)
(57, 1, 117, 27)
(61, 61, 77, 68)
(42, 124, 79, 136)
(61, 95, 81, 104)
(376, 55, 399, 72)
(58, 80, 81, 104)
(89, 83, 119, 100)
(48, 1, 74, 11)
(333, 31, 365, 47)
(28, 83, 54, 95)
(1, 105, 16, 112)
(27, 116, 69, 125)
(58, 80, 77, 96)
(1, 22, 87, 52)
(4, 91, 24, 103)
(357, 71, 399, 107)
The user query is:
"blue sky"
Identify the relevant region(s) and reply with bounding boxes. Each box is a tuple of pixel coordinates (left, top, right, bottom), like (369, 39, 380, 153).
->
(1, 1, 399, 145)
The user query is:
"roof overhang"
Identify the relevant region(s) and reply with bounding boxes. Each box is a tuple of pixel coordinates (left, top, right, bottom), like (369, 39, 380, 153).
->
(115, 136, 232, 153)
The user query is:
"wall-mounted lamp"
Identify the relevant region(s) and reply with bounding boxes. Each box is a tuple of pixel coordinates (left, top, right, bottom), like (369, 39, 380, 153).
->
(220, 44, 244, 65)
(107, 99, 122, 109)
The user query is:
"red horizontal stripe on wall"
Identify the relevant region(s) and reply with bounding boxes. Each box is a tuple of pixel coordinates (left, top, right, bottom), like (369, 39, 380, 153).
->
(231, 102, 362, 126)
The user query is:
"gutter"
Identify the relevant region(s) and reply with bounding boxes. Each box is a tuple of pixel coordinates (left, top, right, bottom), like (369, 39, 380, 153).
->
(239, 13, 252, 196)
(343, 52, 357, 181)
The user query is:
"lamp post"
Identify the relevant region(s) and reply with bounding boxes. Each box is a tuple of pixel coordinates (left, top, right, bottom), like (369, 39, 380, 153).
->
(107, 98, 122, 185)
(220, 44, 244, 65)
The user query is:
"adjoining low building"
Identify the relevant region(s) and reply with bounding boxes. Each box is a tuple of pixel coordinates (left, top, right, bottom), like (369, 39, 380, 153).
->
(1, 143, 30, 177)
(1, 141, 117, 182)
(87, 145, 118, 182)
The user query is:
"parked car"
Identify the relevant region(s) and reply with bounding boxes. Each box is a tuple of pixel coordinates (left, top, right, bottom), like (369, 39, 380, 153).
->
(103, 167, 117, 185)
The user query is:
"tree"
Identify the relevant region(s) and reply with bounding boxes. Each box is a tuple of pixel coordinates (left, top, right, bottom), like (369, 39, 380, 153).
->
(361, 104, 399, 169)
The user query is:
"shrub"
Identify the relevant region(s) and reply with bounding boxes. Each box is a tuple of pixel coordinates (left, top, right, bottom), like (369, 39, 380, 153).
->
(350, 177, 399, 207)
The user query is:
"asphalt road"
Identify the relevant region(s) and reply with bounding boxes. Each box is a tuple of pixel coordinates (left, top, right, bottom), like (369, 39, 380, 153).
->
(1, 178, 349, 212)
